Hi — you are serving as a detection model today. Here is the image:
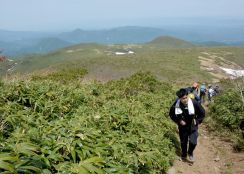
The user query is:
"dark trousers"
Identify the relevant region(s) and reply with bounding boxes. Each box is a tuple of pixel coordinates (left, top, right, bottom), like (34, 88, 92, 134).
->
(200, 91, 205, 103)
(179, 128, 198, 157)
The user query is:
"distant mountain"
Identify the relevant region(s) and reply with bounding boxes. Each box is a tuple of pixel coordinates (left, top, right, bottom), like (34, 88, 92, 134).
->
(195, 41, 228, 47)
(227, 41, 244, 46)
(195, 41, 244, 47)
(25, 37, 72, 53)
(58, 26, 168, 44)
(146, 36, 195, 48)
(0, 29, 54, 42)
(0, 40, 23, 56)
(51, 26, 244, 46)
(0, 37, 72, 56)
(1, 26, 244, 56)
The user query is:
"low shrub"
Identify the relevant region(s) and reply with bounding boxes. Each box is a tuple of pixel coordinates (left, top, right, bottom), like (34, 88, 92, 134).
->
(0, 72, 177, 173)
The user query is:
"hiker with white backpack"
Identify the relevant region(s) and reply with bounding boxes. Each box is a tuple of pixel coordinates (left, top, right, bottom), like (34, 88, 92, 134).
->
(208, 84, 216, 102)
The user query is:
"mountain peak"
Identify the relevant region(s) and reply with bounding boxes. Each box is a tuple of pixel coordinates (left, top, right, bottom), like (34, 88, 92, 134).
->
(147, 36, 195, 48)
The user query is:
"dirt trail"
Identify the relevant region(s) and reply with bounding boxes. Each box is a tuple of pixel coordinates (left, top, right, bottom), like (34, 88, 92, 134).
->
(168, 125, 244, 174)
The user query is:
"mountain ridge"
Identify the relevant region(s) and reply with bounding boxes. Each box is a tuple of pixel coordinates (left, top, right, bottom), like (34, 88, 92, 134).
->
(1, 26, 244, 56)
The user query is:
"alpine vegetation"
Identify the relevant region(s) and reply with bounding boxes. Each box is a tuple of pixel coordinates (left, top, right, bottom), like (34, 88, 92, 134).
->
(0, 71, 178, 173)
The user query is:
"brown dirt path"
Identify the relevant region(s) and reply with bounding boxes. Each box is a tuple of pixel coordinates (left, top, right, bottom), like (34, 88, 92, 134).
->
(168, 125, 244, 174)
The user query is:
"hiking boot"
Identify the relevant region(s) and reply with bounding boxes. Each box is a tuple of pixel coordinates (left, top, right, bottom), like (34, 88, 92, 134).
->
(188, 155, 195, 163)
(179, 156, 187, 161)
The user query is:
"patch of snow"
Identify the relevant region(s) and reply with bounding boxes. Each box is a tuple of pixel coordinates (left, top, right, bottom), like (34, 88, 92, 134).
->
(115, 52, 126, 55)
(66, 50, 74, 53)
(114, 50, 135, 55)
(220, 67, 244, 77)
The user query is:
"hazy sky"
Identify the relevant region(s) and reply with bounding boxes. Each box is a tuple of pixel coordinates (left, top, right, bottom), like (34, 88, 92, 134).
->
(1, 0, 244, 31)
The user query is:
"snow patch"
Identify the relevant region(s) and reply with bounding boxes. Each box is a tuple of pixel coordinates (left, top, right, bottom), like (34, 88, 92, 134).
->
(115, 50, 135, 55)
(115, 52, 126, 55)
(220, 67, 244, 77)
(128, 50, 135, 54)
(66, 50, 74, 53)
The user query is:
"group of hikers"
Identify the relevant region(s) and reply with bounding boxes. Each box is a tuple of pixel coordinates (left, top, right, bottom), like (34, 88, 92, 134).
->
(169, 82, 220, 164)
(185, 82, 220, 104)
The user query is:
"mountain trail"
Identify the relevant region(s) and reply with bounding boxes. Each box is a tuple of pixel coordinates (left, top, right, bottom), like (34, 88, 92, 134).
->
(168, 124, 244, 174)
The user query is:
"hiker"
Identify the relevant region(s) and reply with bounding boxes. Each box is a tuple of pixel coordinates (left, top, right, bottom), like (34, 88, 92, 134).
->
(200, 83, 207, 103)
(185, 82, 200, 103)
(169, 88, 205, 162)
(214, 85, 220, 95)
(208, 84, 215, 102)
(192, 82, 200, 103)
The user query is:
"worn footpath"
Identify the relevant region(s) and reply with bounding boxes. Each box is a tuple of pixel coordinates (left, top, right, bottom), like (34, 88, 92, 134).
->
(168, 125, 244, 174)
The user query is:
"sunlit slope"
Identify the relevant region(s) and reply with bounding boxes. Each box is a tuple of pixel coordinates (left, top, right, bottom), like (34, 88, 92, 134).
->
(198, 46, 244, 66)
(12, 37, 244, 84)
(145, 36, 195, 48)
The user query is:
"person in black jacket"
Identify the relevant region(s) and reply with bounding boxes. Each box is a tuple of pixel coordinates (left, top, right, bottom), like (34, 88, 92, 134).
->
(169, 88, 205, 163)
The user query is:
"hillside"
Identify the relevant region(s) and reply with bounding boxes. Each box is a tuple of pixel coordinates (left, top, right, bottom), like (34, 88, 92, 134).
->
(23, 37, 72, 53)
(6, 41, 212, 85)
(2, 38, 244, 85)
(0, 41, 23, 56)
(0, 38, 72, 56)
(0, 29, 53, 42)
(146, 36, 195, 48)
(1, 36, 244, 174)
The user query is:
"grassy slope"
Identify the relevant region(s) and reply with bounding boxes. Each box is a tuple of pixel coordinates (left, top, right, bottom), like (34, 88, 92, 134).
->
(199, 46, 244, 67)
(8, 39, 244, 86)
(146, 36, 195, 48)
(12, 46, 209, 85)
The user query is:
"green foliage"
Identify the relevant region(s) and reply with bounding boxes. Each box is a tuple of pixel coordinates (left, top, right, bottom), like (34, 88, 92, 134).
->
(0, 79, 3, 87)
(209, 89, 243, 130)
(209, 86, 244, 151)
(31, 68, 87, 83)
(0, 72, 177, 173)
